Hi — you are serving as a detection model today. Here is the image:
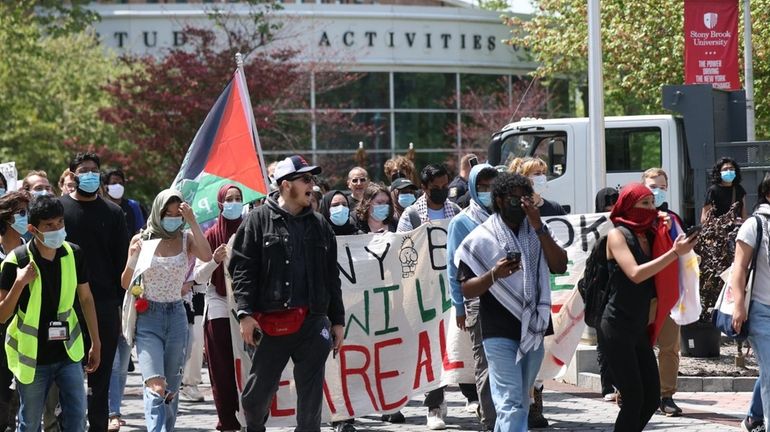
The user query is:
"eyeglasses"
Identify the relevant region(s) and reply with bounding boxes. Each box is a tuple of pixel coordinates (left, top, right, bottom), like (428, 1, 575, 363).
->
(290, 174, 314, 184)
(350, 178, 368, 184)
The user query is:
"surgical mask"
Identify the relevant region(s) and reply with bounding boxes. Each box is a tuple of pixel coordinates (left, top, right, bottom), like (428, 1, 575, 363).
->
(478, 192, 492, 208)
(398, 193, 416, 208)
(651, 188, 666, 208)
(429, 188, 449, 205)
(36, 227, 66, 249)
(106, 183, 125, 200)
(0, 188, 5, 196)
(371, 204, 390, 222)
(530, 175, 548, 195)
(721, 170, 736, 183)
(501, 198, 526, 226)
(222, 201, 243, 220)
(329, 205, 350, 226)
(11, 213, 28, 235)
(77, 172, 101, 194)
(31, 190, 49, 198)
(162, 216, 184, 233)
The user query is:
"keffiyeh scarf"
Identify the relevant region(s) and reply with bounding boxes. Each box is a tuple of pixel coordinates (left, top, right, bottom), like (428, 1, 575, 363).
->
(454, 213, 551, 362)
(413, 194, 458, 224)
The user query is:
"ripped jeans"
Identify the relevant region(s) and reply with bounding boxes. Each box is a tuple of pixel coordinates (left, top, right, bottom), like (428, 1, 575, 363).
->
(135, 300, 189, 432)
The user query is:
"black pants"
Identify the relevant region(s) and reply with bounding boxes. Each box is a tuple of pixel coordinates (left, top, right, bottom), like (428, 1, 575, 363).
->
(242, 315, 331, 432)
(601, 321, 660, 432)
(84, 302, 120, 432)
(423, 384, 479, 409)
(0, 324, 17, 431)
(595, 325, 615, 396)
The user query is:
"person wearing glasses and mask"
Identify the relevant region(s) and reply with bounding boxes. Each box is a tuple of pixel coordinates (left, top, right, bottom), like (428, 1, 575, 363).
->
(346, 167, 370, 210)
(230, 155, 346, 432)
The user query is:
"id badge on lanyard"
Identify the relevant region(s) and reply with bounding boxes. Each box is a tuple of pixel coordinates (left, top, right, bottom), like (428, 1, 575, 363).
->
(48, 321, 70, 341)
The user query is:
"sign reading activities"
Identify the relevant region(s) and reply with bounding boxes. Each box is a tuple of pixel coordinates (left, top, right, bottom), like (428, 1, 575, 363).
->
(684, 0, 740, 90)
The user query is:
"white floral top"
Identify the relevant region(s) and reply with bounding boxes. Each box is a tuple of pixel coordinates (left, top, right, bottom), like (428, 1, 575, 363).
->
(143, 232, 190, 303)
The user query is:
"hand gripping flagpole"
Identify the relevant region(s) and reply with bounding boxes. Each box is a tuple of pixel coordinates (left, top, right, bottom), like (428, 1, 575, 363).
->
(236, 52, 271, 195)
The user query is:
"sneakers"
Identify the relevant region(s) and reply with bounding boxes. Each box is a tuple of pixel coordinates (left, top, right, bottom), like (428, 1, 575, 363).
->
(465, 400, 480, 414)
(107, 417, 121, 432)
(742, 417, 766, 432)
(179, 385, 204, 402)
(380, 411, 405, 423)
(659, 397, 683, 417)
(333, 422, 357, 432)
(426, 403, 447, 430)
(528, 385, 549, 429)
(602, 392, 617, 402)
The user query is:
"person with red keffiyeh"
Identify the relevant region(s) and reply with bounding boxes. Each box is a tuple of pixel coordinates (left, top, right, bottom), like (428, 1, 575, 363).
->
(601, 183, 696, 432)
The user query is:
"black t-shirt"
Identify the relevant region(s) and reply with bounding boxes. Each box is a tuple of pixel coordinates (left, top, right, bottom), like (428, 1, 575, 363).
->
(539, 199, 567, 217)
(705, 184, 746, 218)
(457, 261, 553, 341)
(0, 241, 88, 365)
(60, 195, 129, 306)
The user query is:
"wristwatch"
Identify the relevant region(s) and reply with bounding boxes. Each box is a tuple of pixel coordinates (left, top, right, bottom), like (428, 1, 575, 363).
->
(535, 225, 549, 236)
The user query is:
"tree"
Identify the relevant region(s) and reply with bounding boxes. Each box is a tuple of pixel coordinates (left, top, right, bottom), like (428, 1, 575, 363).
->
(0, 1, 131, 182)
(506, 0, 770, 138)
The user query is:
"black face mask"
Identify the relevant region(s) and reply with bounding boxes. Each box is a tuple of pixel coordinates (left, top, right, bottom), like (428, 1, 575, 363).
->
(429, 188, 449, 205)
(501, 197, 526, 226)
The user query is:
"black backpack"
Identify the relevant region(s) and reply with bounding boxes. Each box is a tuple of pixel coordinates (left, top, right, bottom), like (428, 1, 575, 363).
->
(579, 226, 634, 328)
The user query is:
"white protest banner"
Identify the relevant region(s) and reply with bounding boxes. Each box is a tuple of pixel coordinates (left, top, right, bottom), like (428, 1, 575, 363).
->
(226, 213, 618, 425)
(0, 162, 18, 191)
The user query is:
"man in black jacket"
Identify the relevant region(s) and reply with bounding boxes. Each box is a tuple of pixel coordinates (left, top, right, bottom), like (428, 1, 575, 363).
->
(230, 155, 345, 432)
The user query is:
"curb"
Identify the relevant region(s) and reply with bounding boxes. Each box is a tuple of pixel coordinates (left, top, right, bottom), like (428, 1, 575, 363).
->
(577, 372, 758, 392)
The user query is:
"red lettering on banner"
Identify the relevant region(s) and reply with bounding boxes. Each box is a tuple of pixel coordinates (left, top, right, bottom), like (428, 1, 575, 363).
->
(270, 380, 295, 417)
(413, 330, 434, 388)
(323, 381, 337, 414)
(339, 345, 379, 416)
(374, 338, 407, 410)
(439, 319, 463, 371)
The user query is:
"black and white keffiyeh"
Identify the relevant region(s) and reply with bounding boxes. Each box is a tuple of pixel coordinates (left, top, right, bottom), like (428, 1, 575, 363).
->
(454, 213, 551, 362)
(413, 194, 458, 224)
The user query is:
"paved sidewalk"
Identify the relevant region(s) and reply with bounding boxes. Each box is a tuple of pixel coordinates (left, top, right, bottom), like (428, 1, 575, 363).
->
(116, 369, 749, 431)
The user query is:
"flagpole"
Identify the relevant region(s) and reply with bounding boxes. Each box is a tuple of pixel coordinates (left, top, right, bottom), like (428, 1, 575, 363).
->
(236, 52, 271, 195)
(743, 0, 755, 140)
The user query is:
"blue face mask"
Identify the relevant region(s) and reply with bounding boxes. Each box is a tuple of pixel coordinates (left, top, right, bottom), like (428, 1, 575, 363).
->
(31, 190, 49, 198)
(398, 193, 416, 208)
(36, 227, 66, 249)
(162, 216, 184, 233)
(221, 201, 243, 220)
(0, 188, 5, 196)
(11, 213, 28, 235)
(77, 172, 101, 194)
(721, 170, 736, 183)
(371, 204, 390, 222)
(478, 192, 492, 208)
(329, 205, 350, 226)
(652, 188, 666, 208)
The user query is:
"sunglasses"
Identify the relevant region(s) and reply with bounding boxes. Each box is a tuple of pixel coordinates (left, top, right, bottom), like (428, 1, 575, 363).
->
(290, 174, 314, 184)
(350, 177, 368, 184)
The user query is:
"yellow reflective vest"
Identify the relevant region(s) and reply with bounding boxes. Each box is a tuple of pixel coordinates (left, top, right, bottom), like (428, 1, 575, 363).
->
(2, 242, 84, 384)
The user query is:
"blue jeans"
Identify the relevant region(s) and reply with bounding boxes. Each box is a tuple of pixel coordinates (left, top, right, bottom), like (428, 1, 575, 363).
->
(749, 376, 763, 420)
(749, 300, 770, 426)
(482, 337, 544, 432)
(135, 300, 189, 432)
(108, 334, 132, 418)
(16, 360, 85, 432)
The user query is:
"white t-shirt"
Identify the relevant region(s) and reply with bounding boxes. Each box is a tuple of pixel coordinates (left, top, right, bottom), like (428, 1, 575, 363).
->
(736, 215, 770, 306)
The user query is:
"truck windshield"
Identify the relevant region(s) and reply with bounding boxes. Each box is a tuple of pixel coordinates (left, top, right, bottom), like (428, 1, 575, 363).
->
(499, 132, 568, 178)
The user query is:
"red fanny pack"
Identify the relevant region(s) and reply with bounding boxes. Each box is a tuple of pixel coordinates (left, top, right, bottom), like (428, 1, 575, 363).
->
(254, 307, 308, 336)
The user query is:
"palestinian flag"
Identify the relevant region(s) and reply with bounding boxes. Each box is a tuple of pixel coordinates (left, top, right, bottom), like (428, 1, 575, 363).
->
(172, 68, 269, 225)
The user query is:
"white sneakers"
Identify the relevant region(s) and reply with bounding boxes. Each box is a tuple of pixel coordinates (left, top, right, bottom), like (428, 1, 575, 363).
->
(179, 385, 204, 402)
(426, 402, 447, 430)
(465, 400, 480, 414)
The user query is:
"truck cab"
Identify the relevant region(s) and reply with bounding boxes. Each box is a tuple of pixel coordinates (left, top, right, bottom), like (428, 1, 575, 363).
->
(487, 115, 694, 223)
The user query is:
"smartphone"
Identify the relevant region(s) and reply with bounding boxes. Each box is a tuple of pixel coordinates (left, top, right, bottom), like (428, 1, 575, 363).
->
(468, 156, 479, 167)
(506, 251, 521, 263)
(685, 225, 702, 238)
(252, 328, 263, 346)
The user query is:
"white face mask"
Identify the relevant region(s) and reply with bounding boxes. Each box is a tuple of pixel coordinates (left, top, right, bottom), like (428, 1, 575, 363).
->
(106, 183, 125, 200)
(530, 174, 548, 195)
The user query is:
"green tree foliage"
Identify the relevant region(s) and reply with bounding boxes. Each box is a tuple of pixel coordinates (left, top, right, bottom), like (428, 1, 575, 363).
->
(507, 0, 770, 137)
(0, 1, 132, 184)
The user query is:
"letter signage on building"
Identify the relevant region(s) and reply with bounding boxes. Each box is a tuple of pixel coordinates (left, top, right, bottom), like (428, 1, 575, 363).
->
(683, 0, 740, 90)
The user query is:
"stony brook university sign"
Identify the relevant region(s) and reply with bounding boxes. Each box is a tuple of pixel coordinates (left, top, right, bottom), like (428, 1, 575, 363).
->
(91, 3, 535, 72)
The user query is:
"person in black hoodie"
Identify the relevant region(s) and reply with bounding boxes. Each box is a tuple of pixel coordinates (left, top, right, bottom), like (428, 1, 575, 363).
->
(230, 155, 345, 432)
(319, 190, 361, 236)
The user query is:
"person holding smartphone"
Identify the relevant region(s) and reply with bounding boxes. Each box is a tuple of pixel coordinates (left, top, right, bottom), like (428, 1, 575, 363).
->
(455, 173, 567, 431)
